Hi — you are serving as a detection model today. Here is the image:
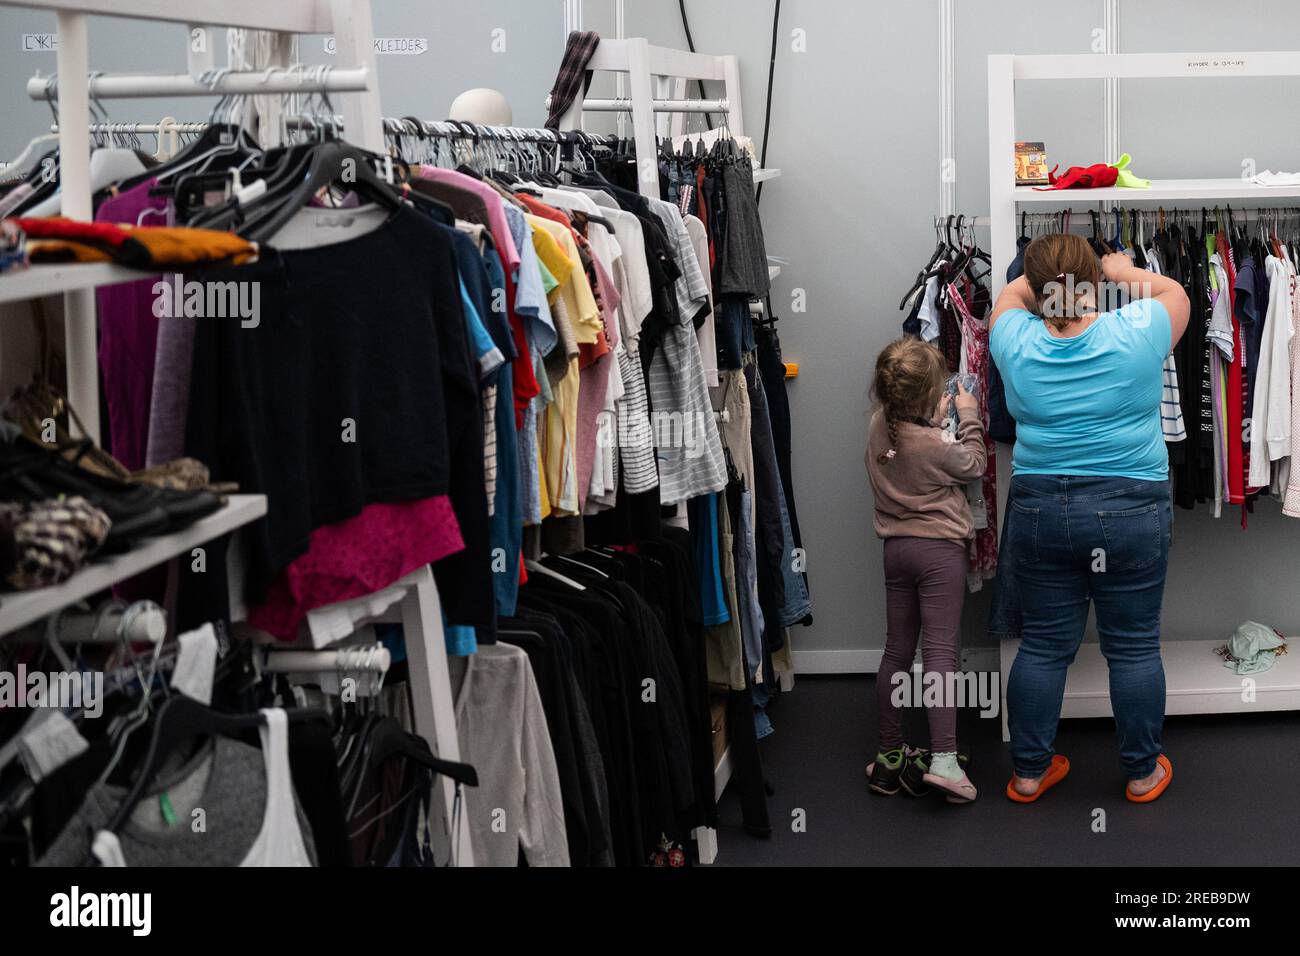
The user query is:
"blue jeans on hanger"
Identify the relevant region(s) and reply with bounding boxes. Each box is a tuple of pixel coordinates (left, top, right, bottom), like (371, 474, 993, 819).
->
(1004, 474, 1171, 780)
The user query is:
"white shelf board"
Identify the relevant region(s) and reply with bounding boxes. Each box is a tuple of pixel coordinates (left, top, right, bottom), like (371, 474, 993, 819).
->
(0, 262, 152, 305)
(1013, 178, 1300, 205)
(753, 167, 781, 184)
(999, 637, 1300, 720)
(0, 494, 267, 637)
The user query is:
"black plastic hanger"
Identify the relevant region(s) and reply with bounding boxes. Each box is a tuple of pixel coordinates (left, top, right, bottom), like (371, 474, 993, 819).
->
(355, 716, 478, 790)
(237, 140, 405, 244)
(899, 217, 951, 310)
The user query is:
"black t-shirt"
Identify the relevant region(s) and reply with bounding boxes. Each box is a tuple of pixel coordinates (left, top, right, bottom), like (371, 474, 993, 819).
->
(186, 206, 491, 634)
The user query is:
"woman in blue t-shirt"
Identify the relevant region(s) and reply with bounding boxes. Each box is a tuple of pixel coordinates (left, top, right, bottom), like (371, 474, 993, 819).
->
(989, 233, 1190, 805)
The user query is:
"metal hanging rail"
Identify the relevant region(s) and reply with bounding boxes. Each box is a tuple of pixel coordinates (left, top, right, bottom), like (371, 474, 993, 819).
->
(548, 94, 730, 114)
(54, 121, 211, 133)
(27, 66, 370, 101)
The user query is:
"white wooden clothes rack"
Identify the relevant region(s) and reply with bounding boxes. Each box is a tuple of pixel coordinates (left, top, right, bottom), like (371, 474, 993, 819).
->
(0, 0, 473, 865)
(553, 37, 749, 201)
(987, 51, 1300, 741)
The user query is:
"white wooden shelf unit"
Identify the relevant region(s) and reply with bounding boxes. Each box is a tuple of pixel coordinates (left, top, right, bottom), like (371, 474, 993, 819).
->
(987, 51, 1300, 739)
(0, 0, 473, 865)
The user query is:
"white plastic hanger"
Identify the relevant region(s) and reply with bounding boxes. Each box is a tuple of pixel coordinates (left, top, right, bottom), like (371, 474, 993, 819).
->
(23, 146, 146, 216)
(524, 558, 586, 590)
(26, 79, 148, 216)
(550, 552, 609, 579)
(0, 133, 59, 178)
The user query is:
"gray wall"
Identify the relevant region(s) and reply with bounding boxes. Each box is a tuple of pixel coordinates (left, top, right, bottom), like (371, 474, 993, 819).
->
(580, 0, 1300, 669)
(3, 1, 1299, 667)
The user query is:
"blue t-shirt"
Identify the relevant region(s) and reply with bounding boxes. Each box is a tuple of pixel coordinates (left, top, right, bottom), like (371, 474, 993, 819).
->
(989, 298, 1171, 480)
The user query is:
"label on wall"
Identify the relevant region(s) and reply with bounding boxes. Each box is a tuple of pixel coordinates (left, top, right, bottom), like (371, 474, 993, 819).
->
(322, 36, 428, 56)
(1183, 56, 1247, 72)
(21, 33, 58, 52)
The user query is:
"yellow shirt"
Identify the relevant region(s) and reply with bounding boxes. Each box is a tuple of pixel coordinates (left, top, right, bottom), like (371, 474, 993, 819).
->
(529, 216, 601, 346)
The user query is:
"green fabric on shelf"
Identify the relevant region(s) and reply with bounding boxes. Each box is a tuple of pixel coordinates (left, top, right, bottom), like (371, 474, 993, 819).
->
(1222, 620, 1287, 675)
(1110, 152, 1151, 189)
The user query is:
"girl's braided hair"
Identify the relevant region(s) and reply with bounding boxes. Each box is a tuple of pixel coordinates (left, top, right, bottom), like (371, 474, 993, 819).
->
(871, 336, 947, 465)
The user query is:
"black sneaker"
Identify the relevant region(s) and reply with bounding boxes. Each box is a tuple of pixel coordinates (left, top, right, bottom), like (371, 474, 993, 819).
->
(901, 746, 972, 797)
(0, 437, 223, 550)
(866, 746, 908, 795)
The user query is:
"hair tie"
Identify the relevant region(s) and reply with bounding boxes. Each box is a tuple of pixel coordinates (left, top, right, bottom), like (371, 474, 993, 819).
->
(1055, 272, 1067, 283)
(885, 448, 896, 460)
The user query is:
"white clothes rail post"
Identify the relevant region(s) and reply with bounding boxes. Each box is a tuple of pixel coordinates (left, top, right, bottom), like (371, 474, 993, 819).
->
(986, 50, 1300, 742)
(554, 37, 746, 201)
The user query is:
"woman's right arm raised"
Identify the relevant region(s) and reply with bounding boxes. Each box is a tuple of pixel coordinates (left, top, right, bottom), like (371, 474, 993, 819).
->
(1100, 252, 1191, 349)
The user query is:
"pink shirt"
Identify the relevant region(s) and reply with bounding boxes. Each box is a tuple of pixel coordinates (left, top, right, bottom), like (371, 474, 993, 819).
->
(417, 166, 521, 277)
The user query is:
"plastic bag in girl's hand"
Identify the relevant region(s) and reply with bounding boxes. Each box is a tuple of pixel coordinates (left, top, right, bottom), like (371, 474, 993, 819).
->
(940, 372, 981, 437)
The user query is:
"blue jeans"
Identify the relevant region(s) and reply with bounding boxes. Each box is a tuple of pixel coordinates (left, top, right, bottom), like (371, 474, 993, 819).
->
(1005, 475, 1171, 780)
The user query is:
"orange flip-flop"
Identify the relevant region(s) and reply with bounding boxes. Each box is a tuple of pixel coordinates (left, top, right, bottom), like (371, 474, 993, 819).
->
(1126, 754, 1173, 803)
(1006, 754, 1070, 803)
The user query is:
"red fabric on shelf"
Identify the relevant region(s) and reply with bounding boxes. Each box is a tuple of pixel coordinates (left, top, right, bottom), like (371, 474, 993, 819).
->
(1032, 162, 1119, 191)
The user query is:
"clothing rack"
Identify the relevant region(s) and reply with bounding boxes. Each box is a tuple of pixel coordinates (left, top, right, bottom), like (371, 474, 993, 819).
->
(9, 600, 167, 644)
(26, 65, 370, 101)
(548, 95, 731, 115)
(48, 119, 208, 161)
(52, 121, 210, 134)
(262, 644, 391, 676)
(554, 37, 746, 200)
(0, 0, 475, 866)
(940, 208, 1300, 233)
(547, 35, 789, 864)
(986, 51, 1300, 739)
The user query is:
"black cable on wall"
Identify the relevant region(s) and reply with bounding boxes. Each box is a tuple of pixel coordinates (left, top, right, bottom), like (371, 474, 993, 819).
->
(756, 0, 780, 206)
(677, 0, 782, 206)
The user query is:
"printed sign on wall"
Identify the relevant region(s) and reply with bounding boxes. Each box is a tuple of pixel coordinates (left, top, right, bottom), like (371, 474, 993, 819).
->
(323, 36, 428, 56)
(21, 33, 58, 52)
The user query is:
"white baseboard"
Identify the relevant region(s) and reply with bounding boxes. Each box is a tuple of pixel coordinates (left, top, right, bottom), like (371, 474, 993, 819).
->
(790, 649, 883, 674)
(960, 646, 1000, 672)
(791, 646, 1002, 676)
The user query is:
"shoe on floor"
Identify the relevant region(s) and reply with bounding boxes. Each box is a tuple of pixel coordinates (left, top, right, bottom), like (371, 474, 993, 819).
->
(922, 770, 978, 803)
(901, 745, 971, 797)
(1126, 754, 1173, 803)
(1005, 754, 1070, 803)
(866, 746, 907, 795)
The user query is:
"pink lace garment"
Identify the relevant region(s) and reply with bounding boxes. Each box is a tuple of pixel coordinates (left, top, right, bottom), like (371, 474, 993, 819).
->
(948, 281, 999, 590)
(249, 495, 464, 641)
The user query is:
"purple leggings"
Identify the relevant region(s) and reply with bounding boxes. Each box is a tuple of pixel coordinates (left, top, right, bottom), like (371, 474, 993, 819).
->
(877, 536, 966, 753)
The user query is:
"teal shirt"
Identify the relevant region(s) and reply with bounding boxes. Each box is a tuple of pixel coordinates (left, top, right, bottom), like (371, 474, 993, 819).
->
(989, 298, 1172, 480)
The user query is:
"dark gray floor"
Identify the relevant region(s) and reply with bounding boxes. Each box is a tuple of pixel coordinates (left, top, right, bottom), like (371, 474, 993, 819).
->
(713, 675, 1300, 866)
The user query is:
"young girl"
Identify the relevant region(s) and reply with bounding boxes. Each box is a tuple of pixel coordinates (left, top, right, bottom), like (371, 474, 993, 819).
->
(865, 337, 985, 803)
